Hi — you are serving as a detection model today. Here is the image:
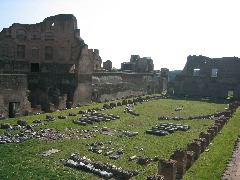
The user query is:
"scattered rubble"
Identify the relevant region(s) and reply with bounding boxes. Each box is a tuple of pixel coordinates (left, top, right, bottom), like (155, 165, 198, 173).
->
(146, 123, 190, 136)
(158, 111, 231, 121)
(175, 106, 184, 111)
(109, 148, 124, 160)
(87, 141, 124, 160)
(63, 153, 138, 179)
(41, 149, 60, 157)
(124, 106, 139, 116)
(147, 174, 164, 180)
(73, 113, 120, 126)
(45, 115, 55, 121)
(0, 125, 100, 144)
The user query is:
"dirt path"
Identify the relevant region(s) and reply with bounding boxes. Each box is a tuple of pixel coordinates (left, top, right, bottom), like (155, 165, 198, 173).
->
(222, 138, 240, 180)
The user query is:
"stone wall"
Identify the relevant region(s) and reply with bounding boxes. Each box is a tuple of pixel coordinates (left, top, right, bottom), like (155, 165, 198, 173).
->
(0, 74, 31, 118)
(92, 72, 164, 102)
(174, 55, 240, 99)
(28, 73, 76, 111)
(0, 14, 97, 113)
(0, 14, 81, 66)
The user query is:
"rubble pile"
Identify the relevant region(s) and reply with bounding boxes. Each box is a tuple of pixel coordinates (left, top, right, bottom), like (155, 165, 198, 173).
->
(159, 110, 231, 121)
(73, 112, 120, 126)
(63, 153, 138, 179)
(146, 123, 190, 136)
(0, 125, 103, 144)
(87, 141, 125, 160)
(124, 107, 139, 116)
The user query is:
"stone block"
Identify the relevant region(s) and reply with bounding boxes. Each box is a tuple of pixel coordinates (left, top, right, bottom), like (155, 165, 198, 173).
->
(211, 125, 219, 133)
(222, 110, 232, 118)
(194, 138, 207, 153)
(186, 151, 194, 170)
(199, 132, 211, 146)
(217, 122, 223, 129)
(207, 128, 216, 138)
(214, 122, 223, 130)
(158, 159, 177, 180)
(187, 141, 201, 160)
(170, 149, 187, 178)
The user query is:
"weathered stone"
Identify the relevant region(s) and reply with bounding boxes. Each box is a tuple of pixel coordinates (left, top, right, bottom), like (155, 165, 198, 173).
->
(174, 55, 240, 99)
(194, 138, 207, 153)
(0, 123, 12, 129)
(170, 149, 187, 178)
(187, 141, 201, 160)
(199, 132, 211, 146)
(17, 120, 28, 126)
(41, 149, 60, 157)
(207, 128, 216, 139)
(137, 157, 151, 165)
(158, 159, 177, 180)
(186, 151, 194, 170)
(147, 174, 164, 180)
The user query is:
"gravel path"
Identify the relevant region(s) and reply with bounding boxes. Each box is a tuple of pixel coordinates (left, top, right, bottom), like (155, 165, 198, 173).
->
(222, 138, 240, 180)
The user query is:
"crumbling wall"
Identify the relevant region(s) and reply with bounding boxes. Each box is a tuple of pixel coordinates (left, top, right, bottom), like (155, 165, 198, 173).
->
(174, 55, 240, 98)
(92, 72, 158, 102)
(28, 73, 76, 111)
(0, 14, 96, 112)
(0, 74, 31, 117)
(121, 55, 154, 73)
(73, 45, 94, 106)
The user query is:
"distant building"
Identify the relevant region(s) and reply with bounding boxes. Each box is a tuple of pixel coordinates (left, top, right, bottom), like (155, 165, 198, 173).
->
(121, 55, 154, 73)
(103, 60, 112, 71)
(174, 55, 240, 99)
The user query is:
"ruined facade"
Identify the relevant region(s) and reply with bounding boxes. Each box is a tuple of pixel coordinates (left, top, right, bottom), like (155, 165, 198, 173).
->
(174, 55, 240, 99)
(0, 14, 168, 117)
(0, 14, 101, 117)
(121, 55, 154, 73)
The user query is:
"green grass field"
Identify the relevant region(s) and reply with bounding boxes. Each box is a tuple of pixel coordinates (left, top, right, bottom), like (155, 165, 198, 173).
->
(0, 98, 226, 179)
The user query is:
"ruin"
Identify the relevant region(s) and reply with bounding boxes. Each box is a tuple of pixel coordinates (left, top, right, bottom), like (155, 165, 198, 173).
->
(121, 55, 154, 73)
(174, 55, 240, 99)
(0, 14, 168, 118)
(0, 14, 100, 117)
(102, 60, 112, 71)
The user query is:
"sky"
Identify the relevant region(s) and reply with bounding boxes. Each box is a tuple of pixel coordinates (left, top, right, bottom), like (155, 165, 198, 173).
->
(1, 0, 240, 70)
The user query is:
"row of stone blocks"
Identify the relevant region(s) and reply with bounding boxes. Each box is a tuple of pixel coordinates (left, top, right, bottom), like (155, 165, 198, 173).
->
(156, 101, 239, 180)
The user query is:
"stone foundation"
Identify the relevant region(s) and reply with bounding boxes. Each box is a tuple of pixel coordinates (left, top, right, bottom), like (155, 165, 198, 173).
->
(158, 159, 177, 180)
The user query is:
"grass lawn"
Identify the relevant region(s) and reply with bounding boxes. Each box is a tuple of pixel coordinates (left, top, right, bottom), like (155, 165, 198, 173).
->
(0, 98, 226, 179)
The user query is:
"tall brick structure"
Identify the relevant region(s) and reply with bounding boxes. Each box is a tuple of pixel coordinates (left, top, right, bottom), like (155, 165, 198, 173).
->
(0, 14, 101, 117)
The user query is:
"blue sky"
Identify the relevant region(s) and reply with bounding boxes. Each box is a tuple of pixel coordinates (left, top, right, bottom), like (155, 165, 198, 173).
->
(1, 0, 240, 70)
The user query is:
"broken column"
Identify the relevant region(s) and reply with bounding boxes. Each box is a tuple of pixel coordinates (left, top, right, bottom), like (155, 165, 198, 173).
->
(158, 159, 177, 180)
